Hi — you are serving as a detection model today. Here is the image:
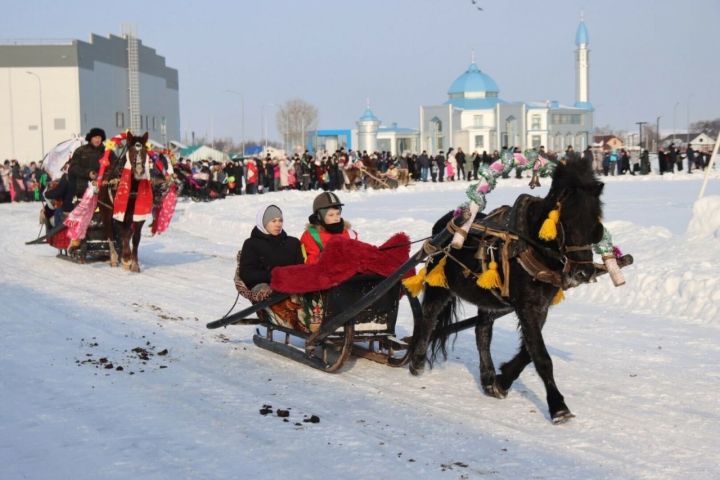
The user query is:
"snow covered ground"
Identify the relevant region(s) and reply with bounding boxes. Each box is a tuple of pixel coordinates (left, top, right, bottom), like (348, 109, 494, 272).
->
(1, 171, 719, 480)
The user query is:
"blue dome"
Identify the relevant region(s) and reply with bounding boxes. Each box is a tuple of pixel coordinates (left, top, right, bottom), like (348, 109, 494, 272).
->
(447, 63, 499, 95)
(575, 21, 589, 45)
(358, 107, 379, 122)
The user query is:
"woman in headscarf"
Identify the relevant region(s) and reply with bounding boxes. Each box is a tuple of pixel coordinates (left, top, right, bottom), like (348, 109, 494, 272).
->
(299, 192, 357, 264)
(238, 204, 303, 297)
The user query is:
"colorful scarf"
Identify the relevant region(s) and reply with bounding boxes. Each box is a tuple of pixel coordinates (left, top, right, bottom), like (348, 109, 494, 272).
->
(113, 152, 153, 222)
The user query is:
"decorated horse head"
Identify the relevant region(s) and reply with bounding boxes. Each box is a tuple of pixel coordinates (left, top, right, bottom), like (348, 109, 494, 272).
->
(407, 158, 607, 423)
(538, 160, 605, 288)
(125, 131, 150, 181)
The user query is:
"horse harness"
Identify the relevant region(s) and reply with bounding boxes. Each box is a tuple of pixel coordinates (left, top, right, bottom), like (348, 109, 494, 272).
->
(445, 194, 595, 297)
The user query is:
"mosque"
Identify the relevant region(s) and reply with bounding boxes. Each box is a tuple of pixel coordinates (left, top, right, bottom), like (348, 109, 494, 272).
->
(309, 19, 593, 156)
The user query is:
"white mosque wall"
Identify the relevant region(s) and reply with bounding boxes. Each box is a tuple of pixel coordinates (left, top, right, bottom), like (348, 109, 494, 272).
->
(420, 104, 452, 154)
(0, 66, 80, 162)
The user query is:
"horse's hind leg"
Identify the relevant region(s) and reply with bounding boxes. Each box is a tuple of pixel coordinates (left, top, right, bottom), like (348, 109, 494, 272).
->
(409, 286, 452, 375)
(476, 309, 512, 398)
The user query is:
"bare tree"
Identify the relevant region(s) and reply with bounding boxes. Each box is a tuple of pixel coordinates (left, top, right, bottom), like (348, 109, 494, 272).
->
(690, 118, 720, 138)
(276, 98, 318, 153)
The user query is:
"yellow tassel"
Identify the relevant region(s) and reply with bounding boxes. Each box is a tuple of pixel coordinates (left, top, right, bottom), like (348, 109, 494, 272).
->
(424, 257, 448, 288)
(538, 208, 560, 240)
(476, 261, 502, 290)
(402, 267, 427, 297)
(551, 289, 565, 305)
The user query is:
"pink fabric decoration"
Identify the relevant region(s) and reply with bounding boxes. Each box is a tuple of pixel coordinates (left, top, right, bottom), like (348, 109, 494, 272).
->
(151, 184, 178, 235)
(64, 185, 98, 240)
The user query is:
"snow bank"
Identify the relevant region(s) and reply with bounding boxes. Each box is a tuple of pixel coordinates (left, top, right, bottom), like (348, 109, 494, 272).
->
(686, 195, 720, 239)
(572, 218, 720, 324)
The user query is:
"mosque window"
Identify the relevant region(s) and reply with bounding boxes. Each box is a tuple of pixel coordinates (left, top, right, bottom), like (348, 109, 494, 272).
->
(473, 115, 484, 128)
(551, 114, 581, 125)
(531, 114, 542, 130)
(474, 135, 484, 148)
(531, 135, 542, 148)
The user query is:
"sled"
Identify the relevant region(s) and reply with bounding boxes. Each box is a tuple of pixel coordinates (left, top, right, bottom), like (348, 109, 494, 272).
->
(26, 222, 67, 245)
(207, 228, 453, 373)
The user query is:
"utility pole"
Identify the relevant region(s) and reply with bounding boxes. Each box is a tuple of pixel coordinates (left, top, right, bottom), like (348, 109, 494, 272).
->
(656, 116, 661, 152)
(636, 121, 647, 149)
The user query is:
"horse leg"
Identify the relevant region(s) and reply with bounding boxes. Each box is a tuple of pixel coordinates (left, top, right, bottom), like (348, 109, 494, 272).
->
(496, 344, 532, 394)
(516, 308, 573, 423)
(129, 221, 144, 273)
(476, 310, 512, 399)
(409, 286, 452, 375)
(100, 203, 119, 267)
(120, 223, 133, 270)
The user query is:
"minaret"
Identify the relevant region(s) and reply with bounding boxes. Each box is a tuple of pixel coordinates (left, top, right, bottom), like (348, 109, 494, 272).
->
(575, 14, 591, 109)
(357, 100, 380, 153)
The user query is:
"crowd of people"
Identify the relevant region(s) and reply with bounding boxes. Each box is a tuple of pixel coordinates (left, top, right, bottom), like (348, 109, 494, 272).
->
(2, 142, 715, 205)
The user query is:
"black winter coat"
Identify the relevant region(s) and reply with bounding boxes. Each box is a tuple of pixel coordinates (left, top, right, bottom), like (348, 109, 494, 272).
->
(68, 144, 105, 195)
(239, 227, 303, 288)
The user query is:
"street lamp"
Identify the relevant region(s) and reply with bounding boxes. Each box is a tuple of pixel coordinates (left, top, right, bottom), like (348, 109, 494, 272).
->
(225, 90, 245, 156)
(672, 101, 679, 145)
(656, 116, 661, 152)
(262, 103, 277, 152)
(26, 71, 45, 159)
(636, 121, 647, 149)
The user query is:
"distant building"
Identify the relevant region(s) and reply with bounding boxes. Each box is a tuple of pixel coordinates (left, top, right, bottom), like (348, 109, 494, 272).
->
(0, 32, 180, 162)
(307, 108, 419, 156)
(419, 18, 594, 154)
(660, 132, 715, 151)
(593, 135, 625, 151)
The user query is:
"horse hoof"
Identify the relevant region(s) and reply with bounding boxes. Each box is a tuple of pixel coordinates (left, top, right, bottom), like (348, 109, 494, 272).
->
(409, 361, 425, 376)
(551, 409, 575, 424)
(482, 383, 508, 399)
(130, 263, 141, 273)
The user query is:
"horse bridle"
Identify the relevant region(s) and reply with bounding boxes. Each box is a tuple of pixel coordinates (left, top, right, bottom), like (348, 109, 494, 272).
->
(555, 221, 596, 277)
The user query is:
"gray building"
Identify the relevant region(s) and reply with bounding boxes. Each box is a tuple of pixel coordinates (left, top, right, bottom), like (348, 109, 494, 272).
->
(0, 32, 180, 162)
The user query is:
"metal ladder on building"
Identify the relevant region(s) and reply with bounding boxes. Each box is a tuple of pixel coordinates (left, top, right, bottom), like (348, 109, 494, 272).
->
(123, 24, 141, 132)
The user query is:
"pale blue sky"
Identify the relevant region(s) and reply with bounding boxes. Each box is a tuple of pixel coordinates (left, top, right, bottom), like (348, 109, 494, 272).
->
(2, 0, 719, 142)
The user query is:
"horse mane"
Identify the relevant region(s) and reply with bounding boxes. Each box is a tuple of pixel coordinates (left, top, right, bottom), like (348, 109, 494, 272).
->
(544, 160, 604, 225)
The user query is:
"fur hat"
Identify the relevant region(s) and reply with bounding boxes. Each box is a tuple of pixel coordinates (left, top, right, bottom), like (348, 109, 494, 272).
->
(85, 128, 106, 142)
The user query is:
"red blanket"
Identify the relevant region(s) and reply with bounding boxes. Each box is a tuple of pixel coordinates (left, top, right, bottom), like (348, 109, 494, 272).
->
(270, 232, 410, 294)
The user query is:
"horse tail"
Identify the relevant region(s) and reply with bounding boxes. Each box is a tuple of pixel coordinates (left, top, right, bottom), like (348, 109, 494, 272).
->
(427, 290, 459, 365)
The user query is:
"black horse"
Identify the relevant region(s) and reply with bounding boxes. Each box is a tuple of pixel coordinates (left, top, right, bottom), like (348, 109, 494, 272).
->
(409, 160, 605, 423)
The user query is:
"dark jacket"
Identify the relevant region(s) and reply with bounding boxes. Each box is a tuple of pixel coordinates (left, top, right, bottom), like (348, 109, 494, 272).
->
(44, 174, 75, 212)
(68, 143, 105, 196)
(239, 227, 303, 288)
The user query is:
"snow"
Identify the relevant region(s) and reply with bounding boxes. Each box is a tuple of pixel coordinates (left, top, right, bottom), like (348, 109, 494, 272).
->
(2, 171, 720, 479)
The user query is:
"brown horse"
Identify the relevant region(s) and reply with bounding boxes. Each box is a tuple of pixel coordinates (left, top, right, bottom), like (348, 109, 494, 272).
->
(343, 156, 396, 190)
(98, 132, 151, 272)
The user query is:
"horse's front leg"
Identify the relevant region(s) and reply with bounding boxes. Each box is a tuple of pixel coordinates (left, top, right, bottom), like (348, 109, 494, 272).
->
(517, 307, 573, 424)
(409, 286, 452, 375)
(476, 309, 512, 398)
(129, 221, 144, 273)
(120, 223, 133, 270)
